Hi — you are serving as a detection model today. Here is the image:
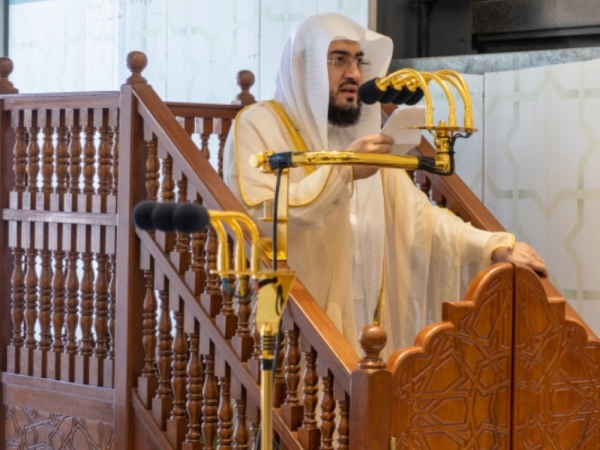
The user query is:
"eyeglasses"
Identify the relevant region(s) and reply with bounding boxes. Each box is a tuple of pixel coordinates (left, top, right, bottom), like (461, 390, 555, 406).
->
(327, 55, 371, 71)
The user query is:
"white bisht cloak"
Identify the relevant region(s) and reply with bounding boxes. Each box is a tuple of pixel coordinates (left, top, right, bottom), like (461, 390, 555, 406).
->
(223, 13, 513, 359)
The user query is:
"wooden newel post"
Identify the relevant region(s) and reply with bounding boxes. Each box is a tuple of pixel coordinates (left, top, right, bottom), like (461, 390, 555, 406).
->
(0, 57, 18, 94)
(232, 70, 256, 106)
(350, 324, 392, 449)
(125, 51, 148, 86)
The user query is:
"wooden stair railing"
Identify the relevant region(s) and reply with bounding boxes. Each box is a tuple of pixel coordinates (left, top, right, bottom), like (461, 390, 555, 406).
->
(116, 53, 389, 450)
(3, 50, 600, 450)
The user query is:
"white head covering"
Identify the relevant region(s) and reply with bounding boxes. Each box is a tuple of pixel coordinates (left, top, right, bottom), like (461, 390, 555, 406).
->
(273, 13, 393, 150)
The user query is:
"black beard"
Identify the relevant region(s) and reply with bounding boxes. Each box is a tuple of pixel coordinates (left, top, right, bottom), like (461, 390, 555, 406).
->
(328, 95, 362, 128)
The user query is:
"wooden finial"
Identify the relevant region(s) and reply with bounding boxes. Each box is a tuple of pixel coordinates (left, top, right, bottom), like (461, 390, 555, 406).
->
(358, 324, 387, 369)
(125, 51, 148, 86)
(0, 57, 18, 94)
(233, 70, 256, 106)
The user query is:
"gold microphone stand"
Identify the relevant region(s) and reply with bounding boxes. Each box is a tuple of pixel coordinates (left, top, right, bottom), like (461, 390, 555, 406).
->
(204, 211, 295, 450)
(251, 69, 476, 263)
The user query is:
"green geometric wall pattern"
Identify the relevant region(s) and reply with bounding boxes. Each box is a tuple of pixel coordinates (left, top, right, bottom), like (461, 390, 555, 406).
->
(484, 59, 600, 335)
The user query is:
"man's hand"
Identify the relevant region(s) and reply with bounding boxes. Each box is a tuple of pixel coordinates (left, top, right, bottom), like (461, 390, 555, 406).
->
(348, 133, 394, 180)
(492, 242, 548, 277)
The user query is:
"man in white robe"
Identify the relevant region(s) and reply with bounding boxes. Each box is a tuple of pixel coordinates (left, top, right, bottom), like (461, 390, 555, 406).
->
(223, 13, 547, 358)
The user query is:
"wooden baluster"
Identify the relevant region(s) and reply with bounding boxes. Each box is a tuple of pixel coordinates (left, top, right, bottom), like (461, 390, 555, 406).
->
(232, 381, 249, 450)
(145, 135, 159, 202)
(201, 226, 222, 317)
(273, 331, 286, 408)
(167, 305, 188, 449)
(319, 370, 336, 450)
(38, 247, 52, 353)
(23, 247, 38, 377)
(7, 109, 27, 374)
(156, 154, 175, 252)
(336, 392, 350, 450)
(138, 249, 158, 408)
(9, 248, 25, 373)
(281, 320, 302, 431)
(232, 275, 253, 361)
(297, 346, 320, 448)
(13, 110, 27, 192)
(183, 323, 203, 450)
(107, 108, 118, 369)
(247, 397, 260, 449)
(79, 252, 94, 359)
(31, 109, 53, 379)
(217, 363, 233, 449)
(91, 251, 108, 386)
(108, 254, 116, 360)
(195, 117, 213, 161)
(201, 339, 218, 449)
(248, 306, 262, 382)
(111, 110, 119, 197)
(63, 242, 79, 382)
(214, 118, 232, 178)
(49, 248, 66, 379)
(88, 108, 110, 387)
(61, 108, 81, 383)
(47, 108, 67, 381)
(217, 273, 237, 339)
(170, 174, 191, 274)
(152, 276, 173, 430)
(21, 109, 40, 377)
(82, 108, 96, 196)
(185, 229, 207, 296)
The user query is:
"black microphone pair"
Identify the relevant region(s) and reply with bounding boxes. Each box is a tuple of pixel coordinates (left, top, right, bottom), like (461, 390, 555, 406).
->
(358, 78, 425, 106)
(132, 200, 210, 234)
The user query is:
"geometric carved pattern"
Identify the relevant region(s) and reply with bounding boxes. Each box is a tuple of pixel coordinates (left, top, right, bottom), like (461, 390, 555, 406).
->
(4, 405, 114, 450)
(512, 265, 600, 449)
(389, 264, 513, 449)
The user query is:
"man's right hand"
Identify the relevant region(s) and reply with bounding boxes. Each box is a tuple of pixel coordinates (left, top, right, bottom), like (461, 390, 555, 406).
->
(348, 133, 394, 180)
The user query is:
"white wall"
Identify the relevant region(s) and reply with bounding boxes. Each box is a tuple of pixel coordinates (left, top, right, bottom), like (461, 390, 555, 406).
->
(8, 0, 369, 102)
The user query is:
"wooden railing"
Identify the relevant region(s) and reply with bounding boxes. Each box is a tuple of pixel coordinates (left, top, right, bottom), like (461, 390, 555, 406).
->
(2, 52, 600, 450)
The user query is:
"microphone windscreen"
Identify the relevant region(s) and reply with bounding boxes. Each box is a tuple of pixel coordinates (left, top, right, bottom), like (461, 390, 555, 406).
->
(358, 78, 386, 105)
(393, 87, 414, 105)
(379, 86, 402, 103)
(132, 200, 159, 230)
(151, 202, 178, 232)
(405, 88, 424, 106)
(173, 202, 210, 234)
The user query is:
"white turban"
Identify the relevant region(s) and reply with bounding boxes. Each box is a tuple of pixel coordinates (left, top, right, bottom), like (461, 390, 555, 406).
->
(273, 13, 393, 151)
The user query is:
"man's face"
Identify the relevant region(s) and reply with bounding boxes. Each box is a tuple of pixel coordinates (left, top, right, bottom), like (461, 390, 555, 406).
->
(327, 39, 365, 127)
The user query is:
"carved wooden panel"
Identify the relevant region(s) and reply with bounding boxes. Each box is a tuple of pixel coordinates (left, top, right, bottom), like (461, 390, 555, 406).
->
(512, 266, 600, 449)
(389, 264, 513, 449)
(4, 405, 114, 449)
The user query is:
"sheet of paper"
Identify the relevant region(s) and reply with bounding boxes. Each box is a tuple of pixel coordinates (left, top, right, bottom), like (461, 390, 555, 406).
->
(381, 106, 426, 155)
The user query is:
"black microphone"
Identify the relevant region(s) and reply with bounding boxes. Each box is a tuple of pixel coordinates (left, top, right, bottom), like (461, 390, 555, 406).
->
(405, 88, 425, 106)
(379, 85, 403, 103)
(132, 200, 159, 230)
(358, 78, 386, 105)
(151, 202, 178, 232)
(392, 86, 414, 105)
(172, 203, 210, 234)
